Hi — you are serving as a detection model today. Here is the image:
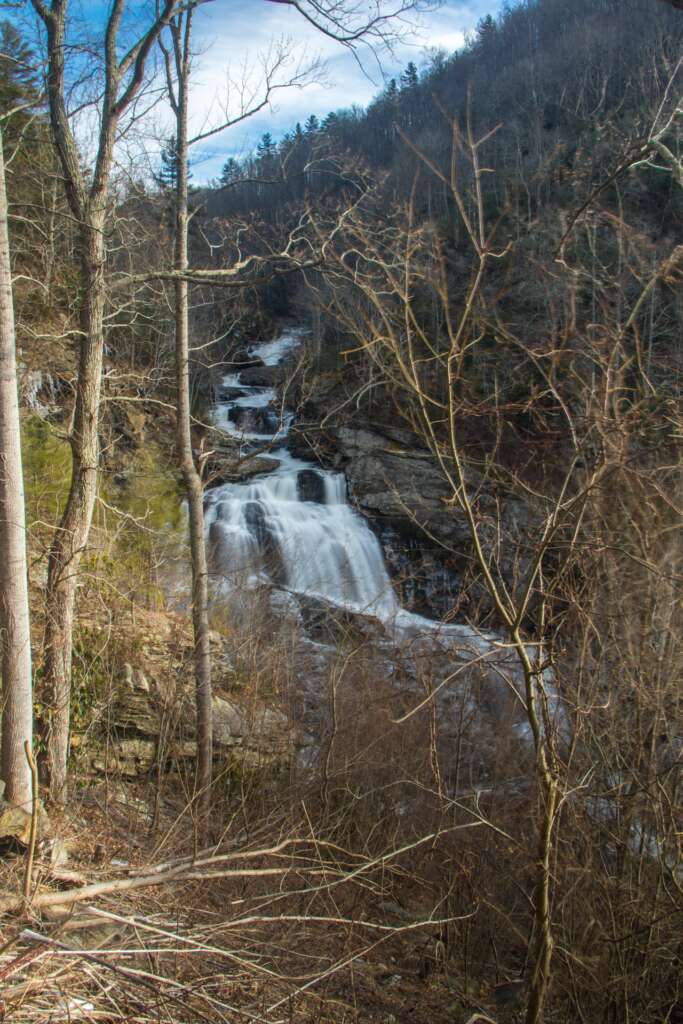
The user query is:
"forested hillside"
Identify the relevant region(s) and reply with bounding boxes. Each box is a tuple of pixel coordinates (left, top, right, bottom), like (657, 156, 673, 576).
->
(0, 1, 681, 1021)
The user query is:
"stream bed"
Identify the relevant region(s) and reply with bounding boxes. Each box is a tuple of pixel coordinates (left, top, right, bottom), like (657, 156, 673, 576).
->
(203, 327, 563, 750)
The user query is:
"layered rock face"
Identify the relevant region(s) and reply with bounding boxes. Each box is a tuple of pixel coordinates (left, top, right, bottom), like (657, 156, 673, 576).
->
(289, 416, 534, 621)
(92, 652, 292, 779)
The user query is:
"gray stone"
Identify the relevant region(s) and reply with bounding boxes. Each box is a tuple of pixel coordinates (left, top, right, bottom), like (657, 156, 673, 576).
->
(92, 739, 156, 777)
(238, 364, 283, 386)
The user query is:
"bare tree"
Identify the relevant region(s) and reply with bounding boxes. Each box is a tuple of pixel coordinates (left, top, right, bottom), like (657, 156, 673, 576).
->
(28, 0, 183, 804)
(156, 0, 432, 828)
(0, 122, 33, 810)
(310, 106, 597, 1023)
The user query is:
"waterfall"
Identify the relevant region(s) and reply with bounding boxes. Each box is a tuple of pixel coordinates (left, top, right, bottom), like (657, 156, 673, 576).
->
(205, 326, 565, 736)
(206, 328, 399, 619)
(206, 467, 398, 618)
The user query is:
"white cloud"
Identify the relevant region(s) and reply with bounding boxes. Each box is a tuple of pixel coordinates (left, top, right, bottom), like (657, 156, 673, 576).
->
(169, 1, 500, 181)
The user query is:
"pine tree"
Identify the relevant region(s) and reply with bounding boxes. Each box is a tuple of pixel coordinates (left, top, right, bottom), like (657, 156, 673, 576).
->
(220, 156, 240, 186)
(304, 114, 320, 135)
(256, 132, 277, 177)
(156, 135, 181, 191)
(475, 14, 498, 53)
(0, 21, 37, 112)
(257, 131, 275, 157)
(321, 111, 340, 134)
(399, 62, 419, 92)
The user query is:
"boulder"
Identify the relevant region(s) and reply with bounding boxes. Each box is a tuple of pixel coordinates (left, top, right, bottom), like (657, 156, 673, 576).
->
(297, 468, 326, 503)
(238, 364, 283, 386)
(229, 350, 265, 368)
(296, 593, 388, 646)
(205, 454, 281, 487)
(0, 802, 50, 843)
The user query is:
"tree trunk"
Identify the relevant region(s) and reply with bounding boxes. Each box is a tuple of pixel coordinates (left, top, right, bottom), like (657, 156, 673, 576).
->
(30, 0, 183, 806)
(42, 216, 106, 805)
(172, 14, 213, 827)
(0, 126, 33, 810)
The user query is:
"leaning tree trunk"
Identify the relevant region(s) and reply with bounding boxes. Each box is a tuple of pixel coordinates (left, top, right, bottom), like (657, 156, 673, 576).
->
(172, 27, 213, 828)
(42, 215, 106, 805)
(0, 125, 33, 810)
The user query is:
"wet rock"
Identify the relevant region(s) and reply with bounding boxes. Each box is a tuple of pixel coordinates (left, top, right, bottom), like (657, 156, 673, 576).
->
(297, 468, 326, 503)
(373, 519, 462, 619)
(319, 422, 537, 620)
(230, 350, 265, 368)
(228, 405, 278, 434)
(233, 456, 282, 480)
(238, 364, 283, 386)
(205, 453, 281, 487)
(297, 594, 388, 646)
(245, 500, 286, 583)
(220, 386, 247, 401)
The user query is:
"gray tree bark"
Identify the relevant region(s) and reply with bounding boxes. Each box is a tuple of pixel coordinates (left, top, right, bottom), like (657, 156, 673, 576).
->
(0, 125, 33, 810)
(164, 5, 213, 828)
(31, 0, 180, 804)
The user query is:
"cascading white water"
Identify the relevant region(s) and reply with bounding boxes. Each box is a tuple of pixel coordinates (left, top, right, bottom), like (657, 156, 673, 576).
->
(206, 466, 399, 618)
(206, 328, 400, 619)
(205, 326, 565, 736)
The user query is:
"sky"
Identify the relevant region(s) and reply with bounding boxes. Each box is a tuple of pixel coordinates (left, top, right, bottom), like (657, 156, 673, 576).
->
(179, 0, 503, 182)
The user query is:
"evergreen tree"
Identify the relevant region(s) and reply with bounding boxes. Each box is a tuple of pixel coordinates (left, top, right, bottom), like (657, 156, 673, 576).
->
(399, 62, 419, 92)
(220, 156, 241, 186)
(0, 21, 41, 154)
(321, 111, 340, 134)
(475, 14, 499, 53)
(257, 131, 275, 157)
(256, 132, 277, 178)
(155, 135, 183, 191)
(0, 21, 37, 113)
(304, 114, 320, 134)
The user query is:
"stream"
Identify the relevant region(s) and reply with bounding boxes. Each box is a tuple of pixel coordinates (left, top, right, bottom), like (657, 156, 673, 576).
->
(203, 326, 564, 747)
(204, 327, 485, 645)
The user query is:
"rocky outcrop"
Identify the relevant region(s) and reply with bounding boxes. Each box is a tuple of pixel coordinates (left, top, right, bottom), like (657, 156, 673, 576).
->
(333, 425, 472, 548)
(238, 364, 283, 387)
(89, 643, 293, 779)
(289, 417, 535, 620)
